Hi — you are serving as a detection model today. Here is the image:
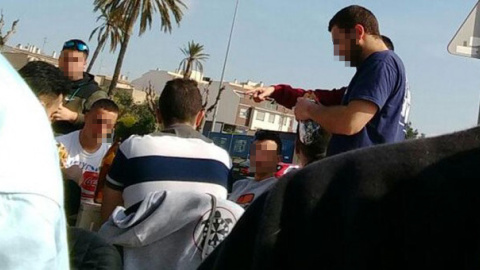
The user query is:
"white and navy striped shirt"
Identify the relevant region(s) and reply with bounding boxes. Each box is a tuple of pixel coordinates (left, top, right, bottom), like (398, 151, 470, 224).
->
(106, 124, 232, 208)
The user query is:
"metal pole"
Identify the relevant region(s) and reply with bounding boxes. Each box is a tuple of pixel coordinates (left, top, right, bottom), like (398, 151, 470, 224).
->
(210, 0, 240, 132)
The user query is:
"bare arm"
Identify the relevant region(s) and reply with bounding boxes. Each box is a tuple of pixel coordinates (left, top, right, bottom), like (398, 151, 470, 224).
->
(295, 98, 378, 135)
(100, 186, 123, 224)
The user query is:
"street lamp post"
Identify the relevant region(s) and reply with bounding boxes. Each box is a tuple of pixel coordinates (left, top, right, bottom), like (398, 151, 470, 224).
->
(210, 0, 240, 132)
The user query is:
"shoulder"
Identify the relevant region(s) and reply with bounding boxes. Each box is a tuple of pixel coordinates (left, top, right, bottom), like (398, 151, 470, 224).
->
(119, 133, 231, 167)
(55, 131, 79, 148)
(77, 73, 101, 97)
(232, 179, 252, 191)
(370, 50, 405, 71)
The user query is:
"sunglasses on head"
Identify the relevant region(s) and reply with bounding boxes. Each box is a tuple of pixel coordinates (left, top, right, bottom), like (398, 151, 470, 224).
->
(62, 40, 89, 55)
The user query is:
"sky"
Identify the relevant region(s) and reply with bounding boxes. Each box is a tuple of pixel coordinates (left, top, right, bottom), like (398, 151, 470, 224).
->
(2, 0, 480, 136)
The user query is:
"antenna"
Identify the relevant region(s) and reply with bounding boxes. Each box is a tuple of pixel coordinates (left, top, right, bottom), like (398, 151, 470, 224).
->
(42, 37, 47, 53)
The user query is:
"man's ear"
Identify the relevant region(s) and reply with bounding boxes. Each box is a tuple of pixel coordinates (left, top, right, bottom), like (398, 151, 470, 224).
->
(354, 24, 366, 43)
(195, 109, 205, 129)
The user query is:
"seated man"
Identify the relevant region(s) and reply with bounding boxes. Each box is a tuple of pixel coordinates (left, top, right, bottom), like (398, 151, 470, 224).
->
(56, 99, 118, 219)
(0, 55, 69, 269)
(228, 130, 282, 208)
(99, 79, 244, 270)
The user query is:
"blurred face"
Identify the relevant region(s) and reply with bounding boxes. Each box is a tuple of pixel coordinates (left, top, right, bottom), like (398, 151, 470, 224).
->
(331, 25, 362, 67)
(39, 94, 63, 123)
(58, 50, 86, 79)
(250, 140, 281, 175)
(83, 108, 118, 141)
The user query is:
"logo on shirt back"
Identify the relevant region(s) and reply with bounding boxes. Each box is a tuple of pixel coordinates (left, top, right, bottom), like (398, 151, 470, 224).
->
(193, 207, 237, 257)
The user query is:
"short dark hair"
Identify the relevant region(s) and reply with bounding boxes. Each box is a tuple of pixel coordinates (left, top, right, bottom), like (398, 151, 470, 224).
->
(295, 127, 331, 165)
(381, 35, 394, 51)
(158, 79, 203, 127)
(89, 99, 119, 114)
(253, 130, 283, 155)
(19, 61, 71, 100)
(328, 5, 380, 36)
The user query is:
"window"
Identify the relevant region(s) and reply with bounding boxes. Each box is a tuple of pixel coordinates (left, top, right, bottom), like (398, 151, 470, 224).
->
(256, 111, 265, 121)
(284, 117, 290, 126)
(239, 108, 249, 119)
(268, 114, 275, 123)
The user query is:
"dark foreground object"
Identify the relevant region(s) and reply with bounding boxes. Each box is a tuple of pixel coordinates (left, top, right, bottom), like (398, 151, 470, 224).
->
(200, 126, 480, 270)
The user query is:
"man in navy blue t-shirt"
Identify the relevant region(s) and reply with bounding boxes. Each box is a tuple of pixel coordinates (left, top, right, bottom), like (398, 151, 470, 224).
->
(293, 5, 407, 156)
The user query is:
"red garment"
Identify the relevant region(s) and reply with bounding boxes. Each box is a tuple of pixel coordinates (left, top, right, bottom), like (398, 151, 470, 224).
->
(271, 84, 347, 109)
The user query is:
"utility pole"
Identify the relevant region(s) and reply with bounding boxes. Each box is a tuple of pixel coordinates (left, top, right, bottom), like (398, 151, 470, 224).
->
(210, 0, 240, 132)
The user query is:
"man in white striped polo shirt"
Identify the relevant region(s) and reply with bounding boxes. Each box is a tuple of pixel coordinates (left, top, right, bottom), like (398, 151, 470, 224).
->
(99, 79, 244, 270)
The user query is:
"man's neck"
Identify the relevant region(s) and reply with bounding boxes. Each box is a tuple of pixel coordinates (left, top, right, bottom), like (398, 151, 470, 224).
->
(163, 122, 196, 131)
(79, 130, 101, 153)
(254, 172, 274, 182)
(359, 37, 389, 64)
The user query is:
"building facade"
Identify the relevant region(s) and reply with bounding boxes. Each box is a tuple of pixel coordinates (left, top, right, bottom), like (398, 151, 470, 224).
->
(1, 44, 59, 69)
(131, 70, 296, 134)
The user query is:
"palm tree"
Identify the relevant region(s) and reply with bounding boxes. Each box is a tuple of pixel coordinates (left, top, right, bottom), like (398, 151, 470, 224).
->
(179, 40, 209, 79)
(87, 5, 124, 73)
(94, 0, 186, 96)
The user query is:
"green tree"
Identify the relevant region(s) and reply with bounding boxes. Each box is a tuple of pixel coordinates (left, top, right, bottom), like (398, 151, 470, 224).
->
(112, 90, 133, 117)
(405, 122, 425, 140)
(179, 40, 209, 79)
(94, 0, 187, 96)
(87, 5, 125, 73)
(113, 91, 157, 140)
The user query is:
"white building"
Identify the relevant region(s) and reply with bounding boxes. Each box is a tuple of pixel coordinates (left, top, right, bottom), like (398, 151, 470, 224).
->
(131, 69, 296, 134)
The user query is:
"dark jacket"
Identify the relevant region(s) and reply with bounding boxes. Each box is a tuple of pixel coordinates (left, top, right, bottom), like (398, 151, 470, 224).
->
(200, 126, 480, 270)
(53, 72, 107, 134)
(68, 227, 122, 270)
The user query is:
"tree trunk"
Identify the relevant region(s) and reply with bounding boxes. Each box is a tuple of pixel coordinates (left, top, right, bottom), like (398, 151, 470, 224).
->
(86, 35, 107, 73)
(185, 59, 193, 79)
(108, 32, 130, 97)
(108, 6, 139, 97)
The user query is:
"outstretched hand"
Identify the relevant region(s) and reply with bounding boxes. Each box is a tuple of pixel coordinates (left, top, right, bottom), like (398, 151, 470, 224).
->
(245, 86, 275, 103)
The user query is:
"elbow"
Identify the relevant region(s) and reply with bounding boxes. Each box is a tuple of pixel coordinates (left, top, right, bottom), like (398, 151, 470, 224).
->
(335, 122, 364, 136)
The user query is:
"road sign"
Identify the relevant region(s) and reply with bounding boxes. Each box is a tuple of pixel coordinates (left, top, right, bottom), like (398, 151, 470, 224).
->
(448, 1, 480, 59)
